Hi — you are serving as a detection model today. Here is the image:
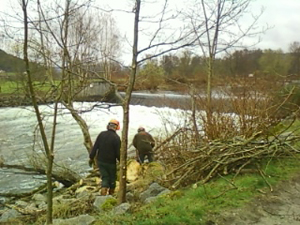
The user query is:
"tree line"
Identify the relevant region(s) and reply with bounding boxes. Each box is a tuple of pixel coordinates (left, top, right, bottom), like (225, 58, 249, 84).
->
(2, 45, 300, 90)
(133, 46, 300, 91)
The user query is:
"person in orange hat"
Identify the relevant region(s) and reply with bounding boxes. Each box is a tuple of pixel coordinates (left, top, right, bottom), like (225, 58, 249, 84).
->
(132, 127, 155, 164)
(89, 119, 121, 196)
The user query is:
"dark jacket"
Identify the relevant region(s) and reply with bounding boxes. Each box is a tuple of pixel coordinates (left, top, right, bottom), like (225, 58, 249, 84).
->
(132, 131, 155, 154)
(90, 129, 121, 164)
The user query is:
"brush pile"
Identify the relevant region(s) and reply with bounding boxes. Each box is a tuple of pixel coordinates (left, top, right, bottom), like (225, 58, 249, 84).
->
(156, 128, 300, 189)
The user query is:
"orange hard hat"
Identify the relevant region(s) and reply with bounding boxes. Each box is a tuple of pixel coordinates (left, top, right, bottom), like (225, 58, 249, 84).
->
(109, 119, 120, 130)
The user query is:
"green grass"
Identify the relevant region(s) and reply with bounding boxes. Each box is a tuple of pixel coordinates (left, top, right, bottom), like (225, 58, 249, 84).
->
(0, 80, 20, 94)
(93, 155, 300, 225)
(0, 79, 60, 95)
(0, 79, 91, 95)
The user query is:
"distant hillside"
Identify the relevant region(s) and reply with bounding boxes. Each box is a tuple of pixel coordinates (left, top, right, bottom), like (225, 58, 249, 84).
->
(0, 49, 25, 72)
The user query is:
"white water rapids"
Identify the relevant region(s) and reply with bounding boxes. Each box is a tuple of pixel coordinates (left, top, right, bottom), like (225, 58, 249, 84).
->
(0, 101, 190, 197)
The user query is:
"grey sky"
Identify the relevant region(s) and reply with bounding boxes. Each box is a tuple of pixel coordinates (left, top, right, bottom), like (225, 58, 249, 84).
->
(99, 0, 300, 52)
(0, 0, 299, 55)
(253, 0, 300, 51)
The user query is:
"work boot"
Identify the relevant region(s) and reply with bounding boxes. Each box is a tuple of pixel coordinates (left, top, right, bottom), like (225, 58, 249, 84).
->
(108, 188, 115, 195)
(100, 187, 108, 196)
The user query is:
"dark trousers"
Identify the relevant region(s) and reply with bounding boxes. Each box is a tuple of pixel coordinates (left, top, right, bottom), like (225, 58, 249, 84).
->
(98, 162, 117, 189)
(138, 152, 154, 163)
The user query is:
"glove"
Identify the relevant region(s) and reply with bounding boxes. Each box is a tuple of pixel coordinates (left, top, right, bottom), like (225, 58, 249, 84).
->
(88, 159, 94, 167)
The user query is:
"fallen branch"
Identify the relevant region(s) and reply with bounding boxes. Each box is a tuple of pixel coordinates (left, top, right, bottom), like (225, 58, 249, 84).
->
(256, 163, 273, 192)
(0, 163, 80, 187)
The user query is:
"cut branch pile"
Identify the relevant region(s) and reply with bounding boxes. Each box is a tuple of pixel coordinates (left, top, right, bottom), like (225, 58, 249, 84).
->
(157, 129, 300, 189)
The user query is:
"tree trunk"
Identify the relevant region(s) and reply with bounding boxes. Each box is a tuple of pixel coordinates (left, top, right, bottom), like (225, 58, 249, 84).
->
(118, 0, 141, 205)
(63, 103, 93, 152)
(191, 84, 200, 144)
(22, 1, 54, 223)
(206, 55, 213, 138)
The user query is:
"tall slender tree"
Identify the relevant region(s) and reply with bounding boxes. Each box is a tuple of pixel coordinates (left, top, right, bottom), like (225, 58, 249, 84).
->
(117, 0, 195, 204)
(186, 0, 266, 139)
(21, 1, 58, 223)
(289, 41, 300, 76)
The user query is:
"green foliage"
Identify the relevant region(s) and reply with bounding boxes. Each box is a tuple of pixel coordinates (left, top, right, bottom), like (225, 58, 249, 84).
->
(0, 79, 60, 95)
(273, 84, 300, 118)
(0, 49, 25, 72)
(101, 198, 117, 211)
(93, 155, 300, 225)
(143, 162, 165, 180)
(258, 49, 291, 76)
(0, 80, 19, 94)
(137, 61, 165, 90)
(101, 198, 118, 211)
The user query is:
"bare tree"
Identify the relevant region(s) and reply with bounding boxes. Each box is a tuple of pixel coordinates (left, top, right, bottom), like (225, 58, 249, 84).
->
(21, 1, 58, 223)
(31, 0, 122, 153)
(2, 1, 122, 220)
(98, 14, 121, 80)
(117, 0, 195, 204)
(185, 0, 266, 139)
(289, 41, 300, 76)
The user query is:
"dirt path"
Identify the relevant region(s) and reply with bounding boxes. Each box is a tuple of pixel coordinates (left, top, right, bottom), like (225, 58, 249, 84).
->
(214, 174, 300, 225)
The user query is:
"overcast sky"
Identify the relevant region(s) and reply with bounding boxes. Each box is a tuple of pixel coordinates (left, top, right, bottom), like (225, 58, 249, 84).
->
(251, 0, 300, 51)
(1, 0, 299, 58)
(97, 0, 300, 52)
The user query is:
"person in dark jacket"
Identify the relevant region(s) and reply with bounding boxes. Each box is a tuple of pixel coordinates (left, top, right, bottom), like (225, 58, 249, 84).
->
(89, 119, 121, 196)
(132, 127, 155, 164)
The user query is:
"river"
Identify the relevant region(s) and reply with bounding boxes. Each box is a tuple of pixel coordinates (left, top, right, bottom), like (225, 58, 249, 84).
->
(0, 93, 192, 199)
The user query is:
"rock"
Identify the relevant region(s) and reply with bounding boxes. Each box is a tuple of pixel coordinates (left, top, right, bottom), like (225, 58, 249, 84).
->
(52, 214, 95, 225)
(15, 200, 28, 208)
(112, 202, 131, 215)
(0, 197, 8, 208)
(144, 196, 157, 204)
(157, 189, 171, 196)
(76, 189, 93, 200)
(0, 208, 22, 223)
(32, 193, 46, 205)
(93, 195, 115, 211)
(126, 192, 135, 202)
(37, 201, 47, 210)
(139, 182, 168, 202)
(144, 189, 171, 204)
(31, 193, 47, 209)
(25, 202, 40, 212)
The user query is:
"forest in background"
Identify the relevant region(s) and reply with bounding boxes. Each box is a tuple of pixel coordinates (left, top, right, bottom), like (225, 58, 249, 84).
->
(1, 44, 300, 93)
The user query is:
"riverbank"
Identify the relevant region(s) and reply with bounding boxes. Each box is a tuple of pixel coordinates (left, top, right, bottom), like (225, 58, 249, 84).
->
(1, 94, 300, 224)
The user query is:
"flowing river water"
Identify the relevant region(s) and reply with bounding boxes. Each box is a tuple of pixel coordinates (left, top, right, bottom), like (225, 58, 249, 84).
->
(0, 92, 192, 200)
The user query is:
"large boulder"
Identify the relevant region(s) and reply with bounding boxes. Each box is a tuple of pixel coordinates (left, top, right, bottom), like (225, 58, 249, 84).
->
(93, 195, 116, 212)
(139, 182, 169, 202)
(112, 202, 131, 215)
(52, 214, 95, 225)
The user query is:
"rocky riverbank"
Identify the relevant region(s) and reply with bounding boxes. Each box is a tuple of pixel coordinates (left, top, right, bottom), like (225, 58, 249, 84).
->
(0, 161, 169, 224)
